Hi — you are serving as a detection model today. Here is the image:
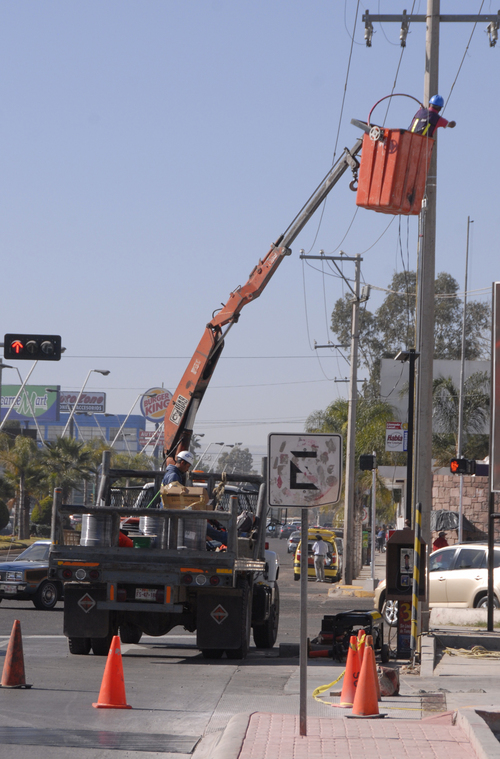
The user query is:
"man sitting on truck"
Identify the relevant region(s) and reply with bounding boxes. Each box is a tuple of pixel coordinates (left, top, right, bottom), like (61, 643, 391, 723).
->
(162, 450, 194, 486)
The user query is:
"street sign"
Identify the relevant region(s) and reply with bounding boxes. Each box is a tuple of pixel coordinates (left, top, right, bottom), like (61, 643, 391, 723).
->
(267, 433, 342, 507)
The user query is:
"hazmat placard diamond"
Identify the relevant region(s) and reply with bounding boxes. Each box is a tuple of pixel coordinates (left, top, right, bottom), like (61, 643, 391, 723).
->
(210, 604, 228, 625)
(78, 593, 96, 613)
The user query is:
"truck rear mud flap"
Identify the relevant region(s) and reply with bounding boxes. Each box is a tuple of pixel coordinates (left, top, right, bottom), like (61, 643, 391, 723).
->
(196, 588, 247, 651)
(64, 585, 109, 639)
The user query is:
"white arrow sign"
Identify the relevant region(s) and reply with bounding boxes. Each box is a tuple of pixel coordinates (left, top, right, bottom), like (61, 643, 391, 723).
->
(267, 433, 342, 507)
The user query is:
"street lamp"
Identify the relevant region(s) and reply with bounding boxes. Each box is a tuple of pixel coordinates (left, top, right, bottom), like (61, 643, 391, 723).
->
(110, 392, 155, 449)
(197, 442, 224, 470)
(62, 369, 110, 438)
(0, 361, 39, 432)
(76, 412, 109, 443)
(209, 443, 235, 473)
(222, 443, 243, 473)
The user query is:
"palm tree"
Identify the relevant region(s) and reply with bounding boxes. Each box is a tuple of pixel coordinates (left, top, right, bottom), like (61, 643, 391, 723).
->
(0, 433, 43, 539)
(305, 396, 400, 524)
(40, 437, 95, 503)
(432, 372, 489, 467)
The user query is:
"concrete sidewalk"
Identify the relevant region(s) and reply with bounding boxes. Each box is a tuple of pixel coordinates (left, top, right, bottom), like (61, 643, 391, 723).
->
(197, 552, 500, 759)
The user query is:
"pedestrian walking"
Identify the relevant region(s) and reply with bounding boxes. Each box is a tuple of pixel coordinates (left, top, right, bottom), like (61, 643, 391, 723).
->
(312, 534, 328, 582)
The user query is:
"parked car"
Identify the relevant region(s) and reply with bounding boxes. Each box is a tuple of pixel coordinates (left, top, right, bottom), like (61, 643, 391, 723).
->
(0, 540, 62, 610)
(293, 529, 340, 582)
(279, 523, 300, 540)
(287, 531, 301, 553)
(375, 543, 500, 625)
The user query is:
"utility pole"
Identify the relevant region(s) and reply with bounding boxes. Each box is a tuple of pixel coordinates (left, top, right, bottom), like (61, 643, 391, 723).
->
(415, 0, 440, 634)
(300, 252, 365, 584)
(362, 0, 496, 632)
(344, 254, 361, 585)
(457, 217, 472, 544)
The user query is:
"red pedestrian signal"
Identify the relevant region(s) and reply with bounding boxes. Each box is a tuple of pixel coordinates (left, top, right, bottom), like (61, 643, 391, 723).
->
(450, 458, 476, 475)
(3, 334, 62, 361)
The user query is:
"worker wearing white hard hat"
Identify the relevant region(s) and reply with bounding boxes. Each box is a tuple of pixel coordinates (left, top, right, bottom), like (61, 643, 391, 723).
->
(162, 450, 194, 486)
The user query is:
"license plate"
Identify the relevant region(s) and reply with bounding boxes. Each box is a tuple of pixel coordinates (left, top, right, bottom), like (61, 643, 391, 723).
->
(1, 585, 17, 594)
(135, 588, 157, 601)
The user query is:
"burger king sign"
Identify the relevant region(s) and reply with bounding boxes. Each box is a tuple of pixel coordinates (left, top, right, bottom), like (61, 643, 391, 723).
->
(141, 388, 173, 423)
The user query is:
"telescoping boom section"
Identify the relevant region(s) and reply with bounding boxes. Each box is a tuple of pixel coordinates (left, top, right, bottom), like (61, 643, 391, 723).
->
(163, 138, 363, 459)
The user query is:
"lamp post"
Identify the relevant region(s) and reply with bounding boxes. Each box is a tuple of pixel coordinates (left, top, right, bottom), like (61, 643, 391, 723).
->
(222, 443, 243, 473)
(0, 360, 13, 428)
(6, 366, 47, 446)
(197, 442, 224, 471)
(62, 369, 110, 438)
(110, 392, 155, 449)
(209, 443, 235, 473)
(0, 361, 39, 432)
(76, 412, 109, 443)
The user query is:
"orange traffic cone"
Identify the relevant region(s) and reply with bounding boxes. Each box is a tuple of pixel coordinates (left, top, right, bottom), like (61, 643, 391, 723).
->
(366, 635, 381, 700)
(0, 620, 32, 689)
(350, 640, 385, 718)
(92, 636, 132, 709)
(357, 629, 366, 665)
(333, 635, 360, 708)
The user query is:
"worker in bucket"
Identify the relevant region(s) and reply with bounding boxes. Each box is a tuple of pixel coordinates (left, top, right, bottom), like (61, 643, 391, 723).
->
(409, 94, 456, 137)
(312, 533, 328, 582)
(162, 450, 194, 486)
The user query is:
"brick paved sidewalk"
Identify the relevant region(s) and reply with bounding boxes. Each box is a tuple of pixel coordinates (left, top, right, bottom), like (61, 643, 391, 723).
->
(237, 712, 476, 759)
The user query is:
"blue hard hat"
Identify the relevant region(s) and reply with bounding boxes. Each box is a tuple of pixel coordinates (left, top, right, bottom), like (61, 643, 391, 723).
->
(429, 94, 444, 108)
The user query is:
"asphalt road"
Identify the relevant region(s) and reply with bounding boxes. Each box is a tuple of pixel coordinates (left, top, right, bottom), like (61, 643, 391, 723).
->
(0, 538, 375, 758)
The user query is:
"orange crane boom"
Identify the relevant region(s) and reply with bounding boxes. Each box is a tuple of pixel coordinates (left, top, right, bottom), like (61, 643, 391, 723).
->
(163, 138, 362, 460)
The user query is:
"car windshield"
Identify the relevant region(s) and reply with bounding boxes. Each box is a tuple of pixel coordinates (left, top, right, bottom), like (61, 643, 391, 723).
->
(15, 543, 50, 562)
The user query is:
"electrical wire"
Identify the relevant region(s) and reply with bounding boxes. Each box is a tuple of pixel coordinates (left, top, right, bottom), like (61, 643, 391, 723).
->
(444, 0, 485, 112)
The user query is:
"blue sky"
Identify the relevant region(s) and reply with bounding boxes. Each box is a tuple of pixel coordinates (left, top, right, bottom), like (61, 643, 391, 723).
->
(1, 1, 498, 457)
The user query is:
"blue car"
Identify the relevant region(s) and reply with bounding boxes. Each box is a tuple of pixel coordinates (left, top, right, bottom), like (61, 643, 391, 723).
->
(0, 540, 62, 610)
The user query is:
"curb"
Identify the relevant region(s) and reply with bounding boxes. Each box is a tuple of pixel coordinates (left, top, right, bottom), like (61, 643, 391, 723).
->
(202, 712, 252, 759)
(456, 709, 500, 759)
(328, 585, 375, 599)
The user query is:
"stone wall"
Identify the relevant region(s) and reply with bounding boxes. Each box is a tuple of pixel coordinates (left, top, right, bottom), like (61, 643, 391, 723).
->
(432, 474, 500, 544)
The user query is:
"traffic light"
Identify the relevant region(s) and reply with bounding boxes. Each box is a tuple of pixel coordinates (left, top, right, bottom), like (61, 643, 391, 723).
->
(4, 334, 62, 361)
(359, 454, 376, 471)
(450, 458, 476, 475)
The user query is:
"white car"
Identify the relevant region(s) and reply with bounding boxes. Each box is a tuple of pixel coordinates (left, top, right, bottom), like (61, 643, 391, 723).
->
(374, 543, 500, 625)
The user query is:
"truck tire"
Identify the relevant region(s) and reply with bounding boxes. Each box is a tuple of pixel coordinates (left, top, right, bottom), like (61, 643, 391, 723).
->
(253, 585, 279, 649)
(32, 580, 60, 610)
(119, 623, 142, 645)
(68, 637, 91, 655)
(201, 649, 224, 659)
(226, 578, 252, 660)
(91, 634, 114, 656)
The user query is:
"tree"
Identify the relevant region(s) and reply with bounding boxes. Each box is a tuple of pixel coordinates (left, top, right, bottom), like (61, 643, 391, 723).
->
(217, 447, 254, 475)
(431, 372, 489, 467)
(31, 495, 53, 526)
(40, 437, 95, 503)
(305, 396, 400, 525)
(0, 500, 9, 531)
(0, 433, 42, 539)
(330, 270, 491, 381)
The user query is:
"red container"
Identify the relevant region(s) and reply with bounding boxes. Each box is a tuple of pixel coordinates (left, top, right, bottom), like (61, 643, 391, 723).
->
(356, 129, 434, 215)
